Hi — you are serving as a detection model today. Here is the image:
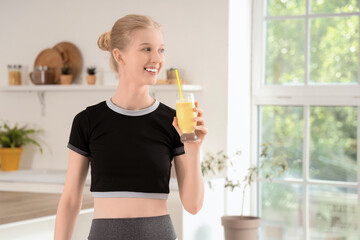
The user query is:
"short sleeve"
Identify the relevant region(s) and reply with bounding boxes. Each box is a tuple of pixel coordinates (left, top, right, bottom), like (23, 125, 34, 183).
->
(67, 110, 90, 157)
(173, 132, 185, 157)
(173, 125, 185, 157)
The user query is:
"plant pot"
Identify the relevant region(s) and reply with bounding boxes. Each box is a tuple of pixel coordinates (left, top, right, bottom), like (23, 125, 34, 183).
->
(0, 148, 23, 171)
(60, 74, 73, 85)
(166, 69, 177, 80)
(221, 216, 261, 240)
(86, 75, 96, 85)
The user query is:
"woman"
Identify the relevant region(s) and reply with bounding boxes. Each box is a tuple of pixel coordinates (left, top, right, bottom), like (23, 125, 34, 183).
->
(54, 14, 207, 240)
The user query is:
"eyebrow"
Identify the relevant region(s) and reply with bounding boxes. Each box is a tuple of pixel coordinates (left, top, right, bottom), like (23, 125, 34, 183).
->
(139, 43, 165, 46)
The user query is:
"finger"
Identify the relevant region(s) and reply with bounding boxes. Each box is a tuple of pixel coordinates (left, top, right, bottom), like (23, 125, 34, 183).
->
(195, 102, 199, 107)
(194, 125, 208, 134)
(193, 117, 205, 125)
(194, 107, 204, 117)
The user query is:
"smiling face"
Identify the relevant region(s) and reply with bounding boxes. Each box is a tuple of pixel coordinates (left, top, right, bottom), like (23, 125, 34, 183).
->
(113, 27, 165, 86)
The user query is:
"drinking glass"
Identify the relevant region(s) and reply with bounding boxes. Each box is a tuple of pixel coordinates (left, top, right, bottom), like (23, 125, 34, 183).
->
(176, 93, 198, 142)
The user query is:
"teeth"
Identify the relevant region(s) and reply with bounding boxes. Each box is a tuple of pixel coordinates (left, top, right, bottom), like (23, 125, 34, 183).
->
(145, 68, 158, 73)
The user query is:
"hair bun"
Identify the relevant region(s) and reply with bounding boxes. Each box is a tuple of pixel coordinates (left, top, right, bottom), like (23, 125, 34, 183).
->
(97, 31, 111, 51)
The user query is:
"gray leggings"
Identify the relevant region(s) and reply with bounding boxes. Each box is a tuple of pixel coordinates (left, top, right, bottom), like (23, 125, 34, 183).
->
(87, 214, 178, 240)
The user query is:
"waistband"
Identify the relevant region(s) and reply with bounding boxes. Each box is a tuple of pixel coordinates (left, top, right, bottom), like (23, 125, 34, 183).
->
(91, 191, 169, 199)
(92, 214, 170, 221)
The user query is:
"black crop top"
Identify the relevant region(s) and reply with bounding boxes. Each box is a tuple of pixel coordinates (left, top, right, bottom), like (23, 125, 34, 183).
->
(67, 98, 185, 199)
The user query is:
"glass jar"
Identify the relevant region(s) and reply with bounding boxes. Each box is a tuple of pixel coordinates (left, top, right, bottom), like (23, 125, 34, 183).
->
(31, 66, 54, 84)
(8, 64, 22, 85)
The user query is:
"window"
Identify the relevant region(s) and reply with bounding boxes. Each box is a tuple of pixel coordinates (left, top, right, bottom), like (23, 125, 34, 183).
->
(252, 1, 360, 239)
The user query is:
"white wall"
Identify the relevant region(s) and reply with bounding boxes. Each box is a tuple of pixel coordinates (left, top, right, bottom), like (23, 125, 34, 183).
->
(0, 0, 229, 169)
(0, 0, 256, 238)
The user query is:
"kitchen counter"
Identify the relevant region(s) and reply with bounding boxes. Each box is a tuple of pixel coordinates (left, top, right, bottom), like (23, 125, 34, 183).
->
(0, 169, 178, 194)
(0, 191, 93, 225)
(0, 169, 91, 193)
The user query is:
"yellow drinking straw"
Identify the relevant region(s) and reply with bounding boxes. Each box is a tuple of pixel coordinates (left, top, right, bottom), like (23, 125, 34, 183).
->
(175, 69, 183, 100)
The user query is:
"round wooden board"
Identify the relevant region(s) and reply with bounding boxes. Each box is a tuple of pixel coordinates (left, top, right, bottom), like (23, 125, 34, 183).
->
(53, 42, 82, 84)
(34, 48, 63, 84)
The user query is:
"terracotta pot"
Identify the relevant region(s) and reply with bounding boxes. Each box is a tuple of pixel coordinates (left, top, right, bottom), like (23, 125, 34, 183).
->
(60, 75, 73, 85)
(0, 148, 23, 171)
(86, 75, 96, 85)
(221, 216, 261, 240)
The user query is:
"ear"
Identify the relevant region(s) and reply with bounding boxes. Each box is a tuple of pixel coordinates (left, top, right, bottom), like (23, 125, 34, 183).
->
(112, 48, 125, 65)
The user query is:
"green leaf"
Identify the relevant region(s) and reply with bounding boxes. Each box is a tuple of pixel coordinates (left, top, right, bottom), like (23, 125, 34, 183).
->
(0, 121, 43, 154)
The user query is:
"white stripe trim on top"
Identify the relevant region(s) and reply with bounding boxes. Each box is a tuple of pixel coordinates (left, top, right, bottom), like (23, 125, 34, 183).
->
(106, 98, 160, 116)
(92, 191, 168, 199)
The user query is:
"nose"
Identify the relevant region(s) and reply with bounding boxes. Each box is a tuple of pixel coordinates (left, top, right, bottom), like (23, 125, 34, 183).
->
(151, 51, 163, 63)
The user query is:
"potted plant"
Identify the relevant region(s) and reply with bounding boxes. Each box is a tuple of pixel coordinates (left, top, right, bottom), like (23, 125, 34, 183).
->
(86, 66, 96, 85)
(201, 142, 289, 240)
(166, 68, 177, 80)
(0, 121, 43, 171)
(60, 64, 72, 85)
(166, 68, 185, 85)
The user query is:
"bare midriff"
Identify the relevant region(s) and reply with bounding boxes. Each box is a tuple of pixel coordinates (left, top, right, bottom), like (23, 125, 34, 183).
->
(93, 198, 169, 219)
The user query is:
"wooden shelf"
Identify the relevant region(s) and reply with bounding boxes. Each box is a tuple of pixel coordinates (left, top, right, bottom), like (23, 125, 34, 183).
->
(0, 84, 202, 92)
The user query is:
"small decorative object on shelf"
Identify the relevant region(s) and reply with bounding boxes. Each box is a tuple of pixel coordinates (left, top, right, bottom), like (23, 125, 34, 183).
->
(86, 66, 97, 85)
(60, 64, 72, 85)
(166, 68, 177, 79)
(166, 68, 185, 85)
(7, 64, 22, 86)
(0, 121, 43, 171)
(29, 66, 55, 85)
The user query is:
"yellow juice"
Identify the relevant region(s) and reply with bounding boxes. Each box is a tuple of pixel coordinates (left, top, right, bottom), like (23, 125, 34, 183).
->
(176, 101, 196, 133)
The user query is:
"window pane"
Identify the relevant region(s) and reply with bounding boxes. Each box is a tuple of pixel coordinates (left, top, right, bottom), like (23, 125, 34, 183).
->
(266, 19, 305, 85)
(261, 106, 304, 178)
(261, 182, 303, 239)
(309, 185, 358, 240)
(311, 0, 359, 14)
(267, 0, 306, 16)
(310, 106, 357, 182)
(310, 16, 358, 84)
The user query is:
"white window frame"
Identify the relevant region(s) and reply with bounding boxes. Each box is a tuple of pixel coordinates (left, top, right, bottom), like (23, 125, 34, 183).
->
(251, 1, 360, 239)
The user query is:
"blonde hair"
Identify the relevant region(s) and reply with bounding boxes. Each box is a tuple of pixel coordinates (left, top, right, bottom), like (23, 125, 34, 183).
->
(98, 14, 161, 72)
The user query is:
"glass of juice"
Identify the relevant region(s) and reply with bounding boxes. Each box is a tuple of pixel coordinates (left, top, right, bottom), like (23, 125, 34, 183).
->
(176, 93, 198, 142)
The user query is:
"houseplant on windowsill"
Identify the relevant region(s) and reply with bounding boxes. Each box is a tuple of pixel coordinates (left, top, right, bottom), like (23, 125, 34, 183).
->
(201, 143, 289, 240)
(0, 121, 43, 171)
